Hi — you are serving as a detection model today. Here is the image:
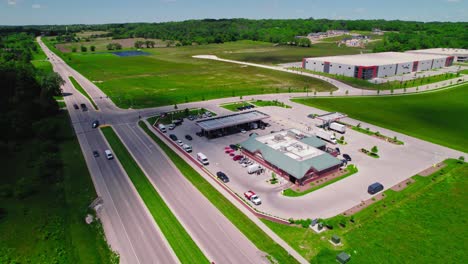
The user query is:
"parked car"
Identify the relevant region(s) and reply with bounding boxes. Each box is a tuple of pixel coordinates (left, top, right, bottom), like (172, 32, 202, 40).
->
(73, 104, 79, 110)
(216, 171, 229, 183)
(240, 129, 247, 134)
(368, 182, 384, 195)
(169, 134, 178, 141)
(233, 155, 243, 161)
(187, 115, 195, 121)
(93, 150, 99, 157)
(229, 144, 239, 150)
(343, 154, 352, 161)
(244, 190, 262, 205)
(92, 120, 100, 128)
(168, 124, 176, 130)
(177, 140, 183, 146)
(335, 147, 341, 155)
(185, 135, 193, 141)
(182, 144, 192, 153)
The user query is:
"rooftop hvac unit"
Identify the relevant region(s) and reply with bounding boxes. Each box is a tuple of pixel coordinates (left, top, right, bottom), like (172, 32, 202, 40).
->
(294, 144, 304, 151)
(280, 146, 288, 152)
(274, 134, 285, 141)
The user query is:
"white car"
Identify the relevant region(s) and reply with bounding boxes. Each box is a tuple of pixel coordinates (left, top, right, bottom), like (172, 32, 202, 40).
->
(177, 140, 183, 146)
(240, 129, 246, 134)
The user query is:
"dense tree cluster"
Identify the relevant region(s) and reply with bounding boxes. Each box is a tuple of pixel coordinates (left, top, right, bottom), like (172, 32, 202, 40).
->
(2, 19, 466, 50)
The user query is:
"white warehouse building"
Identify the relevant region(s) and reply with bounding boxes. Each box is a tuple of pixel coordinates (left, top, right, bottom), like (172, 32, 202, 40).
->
(302, 52, 454, 80)
(405, 48, 468, 62)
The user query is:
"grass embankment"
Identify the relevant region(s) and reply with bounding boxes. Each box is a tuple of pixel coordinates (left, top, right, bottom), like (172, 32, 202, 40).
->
(68, 76, 98, 110)
(265, 159, 468, 263)
(138, 121, 299, 264)
(148, 108, 215, 125)
(31, 41, 53, 74)
(220, 101, 255, 112)
(293, 84, 468, 152)
(294, 67, 462, 90)
(0, 113, 116, 264)
(44, 39, 339, 108)
(100, 126, 208, 264)
(251, 99, 291, 108)
(283, 165, 358, 197)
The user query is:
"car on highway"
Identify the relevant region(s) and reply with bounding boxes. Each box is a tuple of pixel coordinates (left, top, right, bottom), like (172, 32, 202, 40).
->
(73, 104, 79, 110)
(104, 150, 114, 160)
(80, 103, 87, 111)
(343, 154, 352, 161)
(216, 171, 229, 183)
(169, 134, 178, 141)
(92, 120, 100, 128)
(93, 150, 99, 157)
(185, 135, 193, 141)
(244, 190, 261, 205)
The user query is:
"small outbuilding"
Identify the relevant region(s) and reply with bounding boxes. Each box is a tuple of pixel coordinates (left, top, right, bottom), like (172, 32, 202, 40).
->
(336, 252, 351, 264)
(331, 235, 341, 244)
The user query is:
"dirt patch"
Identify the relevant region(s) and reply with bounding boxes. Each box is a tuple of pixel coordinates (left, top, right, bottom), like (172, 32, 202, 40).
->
(342, 193, 385, 216)
(418, 162, 446, 176)
(391, 178, 415, 191)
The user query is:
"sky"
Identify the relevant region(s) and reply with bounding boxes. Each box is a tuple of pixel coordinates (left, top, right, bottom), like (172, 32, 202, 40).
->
(1, 0, 466, 25)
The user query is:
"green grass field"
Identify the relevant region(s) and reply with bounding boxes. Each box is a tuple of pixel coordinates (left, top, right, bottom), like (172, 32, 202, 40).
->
(31, 41, 53, 73)
(138, 121, 299, 264)
(100, 126, 208, 263)
(220, 101, 255, 111)
(0, 113, 116, 264)
(69, 76, 99, 110)
(265, 159, 468, 263)
(251, 99, 291, 108)
(293, 84, 468, 152)
(43, 38, 352, 108)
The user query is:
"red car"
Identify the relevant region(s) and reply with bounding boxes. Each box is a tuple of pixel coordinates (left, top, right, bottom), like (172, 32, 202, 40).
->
(244, 190, 262, 205)
(233, 155, 243, 161)
(225, 148, 234, 153)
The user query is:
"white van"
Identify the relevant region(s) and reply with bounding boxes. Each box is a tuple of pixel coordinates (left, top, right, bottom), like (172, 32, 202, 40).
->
(158, 124, 166, 133)
(247, 163, 262, 174)
(197, 152, 209, 165)
(104, 150, 114, 160)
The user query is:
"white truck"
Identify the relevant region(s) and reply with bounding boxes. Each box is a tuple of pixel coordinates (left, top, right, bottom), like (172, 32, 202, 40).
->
(329, 122, 346, 133)
(197, 152, 209, 165)
(247, 164, 262, 174)
(315, 130, 337, 144)
(104, 150, 114, 160)
(157, 124, 166, 133)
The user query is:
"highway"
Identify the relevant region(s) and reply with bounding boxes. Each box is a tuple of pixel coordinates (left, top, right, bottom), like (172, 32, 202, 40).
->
(38, 38, 180, 264)
(38, 37, 277, 264)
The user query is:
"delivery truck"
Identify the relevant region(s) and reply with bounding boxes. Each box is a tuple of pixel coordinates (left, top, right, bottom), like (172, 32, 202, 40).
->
(197, 152, 209, 165)
(315, 130, 337, 144)
(247, 164, 262, 174)
(329, 122, 346, 133)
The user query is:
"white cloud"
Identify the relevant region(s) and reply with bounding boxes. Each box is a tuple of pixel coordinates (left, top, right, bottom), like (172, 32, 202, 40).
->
(7, 0, 17, 5)
(32, 3, 41, 8)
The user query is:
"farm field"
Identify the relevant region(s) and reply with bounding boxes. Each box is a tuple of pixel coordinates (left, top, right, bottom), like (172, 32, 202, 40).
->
(44, 39, 359, 108)
(293, 84, 468, 152)
(265, 159, 468, 263)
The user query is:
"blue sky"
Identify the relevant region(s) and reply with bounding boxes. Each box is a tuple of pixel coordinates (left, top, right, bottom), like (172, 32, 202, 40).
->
(1, 0, 466, 25)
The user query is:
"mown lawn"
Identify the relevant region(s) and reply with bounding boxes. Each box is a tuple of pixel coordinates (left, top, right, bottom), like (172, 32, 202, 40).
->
(100, 126, 208, 264)
(265, 159, 468, 263)
(293, 84, 468, 152)
(138, 121, 299, 264)
(0, 113, 116, 264)
(43, 38, 343, 108)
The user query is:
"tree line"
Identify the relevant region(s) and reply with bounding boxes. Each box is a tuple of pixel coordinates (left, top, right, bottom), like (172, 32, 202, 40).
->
(2, 18, 467, 50)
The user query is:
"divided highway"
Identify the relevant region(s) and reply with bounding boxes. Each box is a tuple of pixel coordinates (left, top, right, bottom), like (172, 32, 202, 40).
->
(38, 37, 279, 263)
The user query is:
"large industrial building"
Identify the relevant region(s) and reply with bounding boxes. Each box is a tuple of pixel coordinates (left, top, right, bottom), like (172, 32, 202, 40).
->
(302, 52, 454, 79)
(240, 129, 342, 185)
(406, 48, 468, 62)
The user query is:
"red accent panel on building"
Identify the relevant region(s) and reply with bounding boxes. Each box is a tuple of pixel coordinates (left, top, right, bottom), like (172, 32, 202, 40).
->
(357, 66, 364, 79)
(445, 56, 455, 67)
(302, 58, 306, 68)
(412, 61, 419, 72)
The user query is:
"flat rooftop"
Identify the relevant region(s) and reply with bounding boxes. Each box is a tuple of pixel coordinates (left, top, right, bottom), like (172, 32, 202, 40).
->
(255, 129, 324, 161)
(196, 110, 269, 131)
(406, 48, 468, 56)
(305, 52, 448, 66)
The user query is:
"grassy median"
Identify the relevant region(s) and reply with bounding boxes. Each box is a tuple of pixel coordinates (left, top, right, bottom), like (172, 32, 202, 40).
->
(139, 120, 299, 264)
(69, 76, 99, 110)
(100, 126, 208, 264)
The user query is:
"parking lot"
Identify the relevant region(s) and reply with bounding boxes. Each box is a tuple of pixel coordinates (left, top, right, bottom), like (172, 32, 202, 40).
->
(156, 102, 458, 219)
